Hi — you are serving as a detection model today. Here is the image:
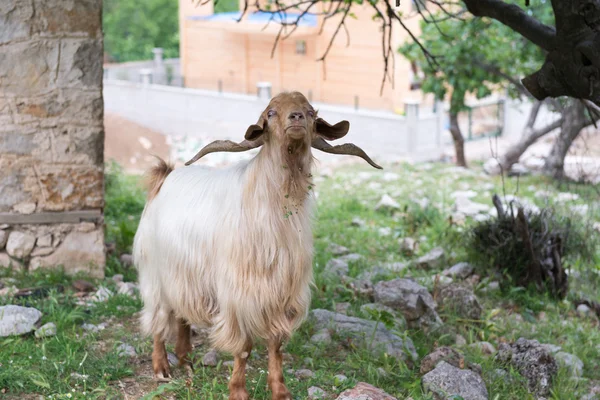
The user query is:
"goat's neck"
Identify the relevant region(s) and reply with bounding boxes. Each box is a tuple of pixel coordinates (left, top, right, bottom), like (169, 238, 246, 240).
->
(249, 142, 314, 208)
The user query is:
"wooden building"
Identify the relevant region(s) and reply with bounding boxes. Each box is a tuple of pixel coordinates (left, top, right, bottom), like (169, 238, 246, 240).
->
(178, 0, 431, 112)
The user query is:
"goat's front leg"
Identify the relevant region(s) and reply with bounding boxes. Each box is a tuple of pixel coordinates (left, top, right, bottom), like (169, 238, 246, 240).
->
(267, 336, 292, 400)
(152, 334, 171, 381)
(228, 341, 253, 400)
(175, 318, 193, 375)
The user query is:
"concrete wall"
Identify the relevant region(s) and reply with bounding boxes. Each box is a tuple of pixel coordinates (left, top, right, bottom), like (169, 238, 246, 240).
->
(0, 0, 105, 278)
(103, 79, 448, 165)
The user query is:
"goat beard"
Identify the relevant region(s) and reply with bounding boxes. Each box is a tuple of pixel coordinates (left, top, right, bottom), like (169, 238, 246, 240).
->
(280, 139, 313, 202)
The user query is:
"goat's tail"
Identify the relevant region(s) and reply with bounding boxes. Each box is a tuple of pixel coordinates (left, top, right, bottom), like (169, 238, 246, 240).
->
(145, 156, 174, 202)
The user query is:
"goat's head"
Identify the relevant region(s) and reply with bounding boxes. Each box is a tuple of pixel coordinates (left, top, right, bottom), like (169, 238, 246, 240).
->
(185, 91, 382, 169)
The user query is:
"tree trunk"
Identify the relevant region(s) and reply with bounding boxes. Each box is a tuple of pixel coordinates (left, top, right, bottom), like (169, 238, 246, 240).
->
(449, 112, 467, 167)
(542, 100, 588, 179)
(496, 100, 564, 172)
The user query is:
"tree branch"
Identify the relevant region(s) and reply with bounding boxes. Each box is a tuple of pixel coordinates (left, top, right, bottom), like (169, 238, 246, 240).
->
(461, 0, 556, 51)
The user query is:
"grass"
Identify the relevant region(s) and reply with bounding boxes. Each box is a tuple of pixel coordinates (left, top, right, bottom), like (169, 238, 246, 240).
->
(1, 160, 599, 399)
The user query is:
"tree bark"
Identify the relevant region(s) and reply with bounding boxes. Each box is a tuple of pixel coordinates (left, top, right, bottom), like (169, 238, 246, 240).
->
(496, 100, 564, 172)
(449, 112, 467, 167)
(542, 100, 589, 179)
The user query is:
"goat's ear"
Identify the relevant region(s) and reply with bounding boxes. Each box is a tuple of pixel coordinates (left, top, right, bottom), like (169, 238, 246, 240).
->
(245, 117, 266, 141)
(315, 117, 350, 140)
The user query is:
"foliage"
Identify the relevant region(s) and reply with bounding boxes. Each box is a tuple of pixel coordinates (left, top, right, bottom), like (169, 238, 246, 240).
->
(214, 0, 240, 13)
(398, 1, 551, 113)
(102, 0, 180, 62)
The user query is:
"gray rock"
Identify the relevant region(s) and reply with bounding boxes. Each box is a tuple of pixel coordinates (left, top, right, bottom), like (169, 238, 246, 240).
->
(328, 243, 350, 256)
(120, 253, 133, 267)
(117, 282, 138, 297)
(117, 343, 137, 357)
(373, 278, 442, 329)
(399, 237, 418, 255)
(454, 196, 490, 217)
(338, 253, 364, 263)
(324, 258, 349, 277)
(437, 283, 483, 320)
(203, 349, 219, 366)
(420, 346, 482, 376)
(334, 374, 348, 384)
(6, 231, 36, 259)
(496, 338, 558, 397)
(442, 262, 474, 280)
(0, 305, 43, 336)
(167, 352, 179, 366)
(554, 352, 584, 377)
(422, 361, 488, 400)
(70, 372, 89, 381)
(310, 328, 332, 345)
(469, 341, 496, 356)
(308, 386, 326, 399)
(383, 261, 409, 272)
(295, 369, 314, 379)
(336, 382, 398, 400)
(222, 360, 235, 368)
(0, 230, 7, 250)
(576, 304, 598, 320)
(91, 286, 113, 302)
(416, 247, 445, 270)
(480, 281, 500, 293)
(375, 194, 400, 212)
(82, 322, 108, 333)
(351, 217, 366, 228)
(455, 334, 467, 347)
(310, 309, 418, 364)
(112, 274, 124, 283)
(36, 234, 52, 248)
(34, 322, 57, 338)
(335, 302, 351, 314)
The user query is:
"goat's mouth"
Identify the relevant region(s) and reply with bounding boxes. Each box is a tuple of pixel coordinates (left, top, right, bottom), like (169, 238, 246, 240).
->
(285, 125, 307, 140)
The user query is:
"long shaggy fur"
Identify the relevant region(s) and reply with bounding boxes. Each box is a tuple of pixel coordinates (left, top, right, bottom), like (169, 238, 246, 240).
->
(133, 147, 315, 355)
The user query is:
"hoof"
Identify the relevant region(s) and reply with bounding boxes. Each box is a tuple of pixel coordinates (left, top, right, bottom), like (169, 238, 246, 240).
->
(154, 372, 172, 382)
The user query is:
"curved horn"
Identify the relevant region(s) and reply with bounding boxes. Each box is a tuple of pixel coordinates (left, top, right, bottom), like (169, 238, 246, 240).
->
(184, 138, 264, 166)
(311, 137, 383, 170)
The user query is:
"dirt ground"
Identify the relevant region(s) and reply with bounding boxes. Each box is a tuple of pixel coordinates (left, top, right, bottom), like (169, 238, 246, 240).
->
(104, 113, 171, 175)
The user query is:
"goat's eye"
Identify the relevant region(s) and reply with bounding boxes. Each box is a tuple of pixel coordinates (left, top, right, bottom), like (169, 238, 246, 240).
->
(307, 110, 315, 118)
(267, 109, 276, 118)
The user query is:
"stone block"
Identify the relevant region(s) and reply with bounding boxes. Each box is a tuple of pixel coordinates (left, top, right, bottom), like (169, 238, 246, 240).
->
(30, 228, 105, 278)
(34, 166, 104, 211)
(0, 0, 34, 45)
(0, 40, 59, 96)
(6, 231, 36, 258)
(32, 0, 101, 38)
(56, 39, 103, 89)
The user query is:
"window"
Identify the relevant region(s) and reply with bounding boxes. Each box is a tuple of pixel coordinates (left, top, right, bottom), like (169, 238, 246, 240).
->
(295, 40, 306, 55)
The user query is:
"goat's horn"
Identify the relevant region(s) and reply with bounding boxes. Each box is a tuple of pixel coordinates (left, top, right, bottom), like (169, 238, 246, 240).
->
(184, 138, 264, 166)
(311, 137, 383, 169)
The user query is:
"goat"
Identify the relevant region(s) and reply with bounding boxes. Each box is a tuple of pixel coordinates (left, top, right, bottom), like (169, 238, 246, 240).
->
(132, 91, 381, 400)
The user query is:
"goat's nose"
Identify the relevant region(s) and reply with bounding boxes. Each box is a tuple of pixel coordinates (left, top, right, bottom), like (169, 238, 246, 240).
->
(289, 111, 304, 121)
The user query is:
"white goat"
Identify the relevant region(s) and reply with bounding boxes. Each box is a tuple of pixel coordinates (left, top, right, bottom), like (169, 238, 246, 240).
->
(133, 91, 381, 400)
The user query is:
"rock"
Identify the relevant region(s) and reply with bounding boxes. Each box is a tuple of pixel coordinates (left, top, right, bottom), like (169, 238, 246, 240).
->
(0, 230, 7, 250)
(336, 382, 397, 400)
(0, 285, 18, 297)
(455, 334, 467, 347)
(420, 347, 467, 375)
(72, 279, 95, 292)
(0, 305, 43, 336)
(480, 281, 500, 293)
(120, 253, 133, 267)
(295, 369, 314, 379)
(31, 247, 54, 256)
(483, 158, 502, 175)
(328, 243, 350, 256)
(202, 349, 219, 366)
(29, 230, 105, 279)
(70, 372, 89, 381)
(442, 262, 474, 280)
(334, 374, 348, 384)
(540, 344, 562, 354)
(36, 234, 52, 248)
(6, 231, 36, 259)
(117, 282, 138, 297)
(310, 309, 418, 364)
(324, 258, 349, 277)
(373, 278, 442, 329)
(222, 360, 235, 368)
(469, 341, 496, 356)
(91, 286, 112, 302)
(495, 338, 558, 397)
(339, 253, 364, 263)
(399, 237, 418, 255)
(13, 202, 36, 214)
(0, 253, 23, 270)
(454, 196, 490, 217)
(382, 261, 408, 272)
(82, 322, 108, 333)
(508, 163, 530, 176)
(415, 247, 445, 270)
(112, 274, 124, 283)
(308, 386, 326, 399)
(375, 194, 400, 212)
(423, 361, 488, 400)
(311, 328, 332, 344)
(0, 224, 8, 230)
(576, 304, 598, 320)
(351, 217, 366, 228)
(35, 322, 57, 338)
(77, 222, 97, 233)
(117, 343, 136, 357)
(432, 274, 453, 285)
(378, 227, 392, 236)
(554, 352, 584, 377)
(436, 284, 483, 320)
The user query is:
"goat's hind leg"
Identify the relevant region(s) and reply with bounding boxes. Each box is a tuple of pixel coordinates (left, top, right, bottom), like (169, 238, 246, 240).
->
(175, 318, 194, 376)
(152, 334, 172, 381)
(267, 336, 292, 400)
(228, 341, 253, 400)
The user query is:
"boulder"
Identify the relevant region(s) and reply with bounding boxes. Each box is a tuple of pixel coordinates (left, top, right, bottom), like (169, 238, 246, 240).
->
(436, 283, 483, 320)
(6, 231, 36, 259)
(442, 262, 474, 280)
(0, 305, 43, 336)
(415, 247, 445, 270)
(35, 322, 57, 338)
(336, 382, 397, 400)
(554, 352, 584, 377)
(422, 361, 488, 400)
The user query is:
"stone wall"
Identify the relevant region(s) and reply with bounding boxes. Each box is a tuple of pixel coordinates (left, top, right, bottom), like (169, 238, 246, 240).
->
(0, 1, 105, 278)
